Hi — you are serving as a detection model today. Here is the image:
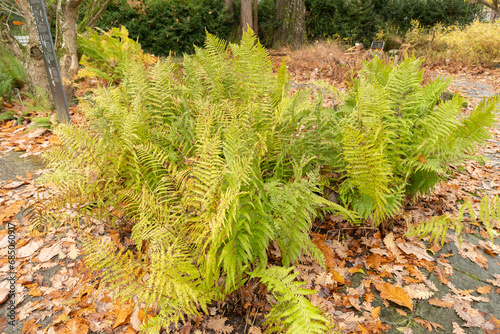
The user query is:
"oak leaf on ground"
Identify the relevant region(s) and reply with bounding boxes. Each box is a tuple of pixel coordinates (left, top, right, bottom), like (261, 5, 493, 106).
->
(375, 282, 413, 311)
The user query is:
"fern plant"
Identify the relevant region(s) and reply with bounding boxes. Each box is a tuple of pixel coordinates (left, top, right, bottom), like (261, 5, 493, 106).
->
(0, 52, 25, 104)
(40, 29, 352, 333)
(405, 195, 500, 246)
(328, 56, 499, 225)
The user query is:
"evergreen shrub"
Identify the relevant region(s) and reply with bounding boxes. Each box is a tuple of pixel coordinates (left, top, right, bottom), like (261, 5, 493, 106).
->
(305, 0, 482, 46)
(96, 0, 234, 56)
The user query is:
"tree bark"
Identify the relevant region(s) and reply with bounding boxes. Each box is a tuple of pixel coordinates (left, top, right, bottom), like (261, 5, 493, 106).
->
(240, 0, 253, 35)
(224, 0, 234, 16)
(77, 0, 113, 33)
(55, 0, 84, 103)
(0, 22, 24, 59)
(16, 0, 49, 93)
(252, 0, 258, 37)
(273, 0, 306, 49)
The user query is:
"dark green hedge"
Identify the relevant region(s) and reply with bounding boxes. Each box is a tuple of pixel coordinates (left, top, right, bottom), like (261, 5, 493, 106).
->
(305, 0, 482, 46)
(96, 0, 234, 56)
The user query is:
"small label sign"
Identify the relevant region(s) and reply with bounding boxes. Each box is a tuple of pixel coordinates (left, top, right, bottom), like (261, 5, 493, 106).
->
(28, 0, 70, 123)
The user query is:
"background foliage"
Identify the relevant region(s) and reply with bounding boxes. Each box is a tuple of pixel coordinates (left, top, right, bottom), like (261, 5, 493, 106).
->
(305, 0, 482, 47)
(96, 0, 234, 55)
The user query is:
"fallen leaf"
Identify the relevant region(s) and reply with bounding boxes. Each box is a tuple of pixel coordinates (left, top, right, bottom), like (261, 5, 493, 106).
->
(17, 240, 41, 258)
(403, 283, 434, 300)
(58, 317, 89, 334)
(37, 242, 61, 262)
(248, 325, 262, 334)
(206, 317, 234, 334)
(112, 302, 134, 328)
(21, 318, 39, 334)
(452, 322, 465, 334)
(329, 269, 345, 284)
(414, 318, 443, 332)
(370, 306, 380, 319)
(397, 242, 434, 262)
(312, 234, 337, 269)
(434, 265, 450, 284)
(3, 180, 25, 189)
(428, 297, 453, 308)
(375, 282, 413, 311)
(476, 286, 492, 295)
(68, 244, 80, 260)
(383, 233, 406, 263)
(395, 308, 407, 316)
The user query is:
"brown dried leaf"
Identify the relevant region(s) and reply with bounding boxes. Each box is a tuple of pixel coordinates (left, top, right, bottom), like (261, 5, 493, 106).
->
(487, 273, 500, 287)
(68, 244, 80, 260)
(58, 317, 89, 334)
(434, 265, 450, 284)
(21, 318, 39, 334)
(452, 322, 465, 334)
(375, 282, 413, 311)
(112, 302, 134, 328)
(414, 318, 443, 332)
(397, 242, 434, 262)
(364, 292, 374, 303)
(206, 317, 234, 334)
(428, 297, 453, 308)
(383, 233, 406, 263)
(451, 235, 488, 269)
(248, 326, 262, 334)
(403, 283, 434, 300)
(312, 234, 337, 269)
(395, 308, 407, 316)
(17, 240, 41, 258)
(329, 269, 345, 284)
(37, 242, 61, 262)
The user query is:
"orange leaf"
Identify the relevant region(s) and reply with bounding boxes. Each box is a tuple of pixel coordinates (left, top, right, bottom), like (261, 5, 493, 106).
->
(476, 286, 491, 295)
(364, 292, 374, 303)
(375, 282, 413, 311)
(329, 269, 345, 284)
(490, 314, 500, 329)
(22, 319, 39, 334)
(428, 297, 453, 308)
(395, 308, 407, 316)
(434, 265, 450, 284)
(414, 318, 443, 332)
(312, 234, 337, 269)
(113, 302, 134, 328)
(370, 306, 381, 319)
(58, 317, 89, 334)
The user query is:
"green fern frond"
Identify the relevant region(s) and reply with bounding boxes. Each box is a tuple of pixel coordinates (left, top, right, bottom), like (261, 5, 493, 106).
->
(251, 266, 332, 334)
(405, 195, 500, 245)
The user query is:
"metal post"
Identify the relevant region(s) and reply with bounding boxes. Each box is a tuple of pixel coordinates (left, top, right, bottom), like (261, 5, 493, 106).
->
(28, 0, 71, 123)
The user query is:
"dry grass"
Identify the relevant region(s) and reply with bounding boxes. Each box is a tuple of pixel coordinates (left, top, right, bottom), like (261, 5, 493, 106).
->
(270, 40, 354, 83)
(408, 21, 500, 67)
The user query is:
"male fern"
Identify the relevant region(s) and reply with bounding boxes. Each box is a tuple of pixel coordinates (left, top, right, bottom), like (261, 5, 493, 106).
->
(41, 29, 350, 333)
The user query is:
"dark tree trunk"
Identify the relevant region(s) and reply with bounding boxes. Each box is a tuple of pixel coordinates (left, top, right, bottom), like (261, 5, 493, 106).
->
(240, 0, 253, 36)
(252, 0, 258, 37)
(273, 0, 306, 49)
(224, 0, 234, 16)
(55, 0, 84, 103)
